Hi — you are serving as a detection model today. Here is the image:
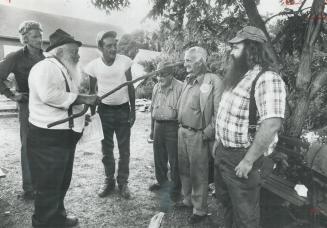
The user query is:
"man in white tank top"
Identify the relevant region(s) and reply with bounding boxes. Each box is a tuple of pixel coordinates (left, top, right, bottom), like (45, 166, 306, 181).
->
(84, 31, 135, 199)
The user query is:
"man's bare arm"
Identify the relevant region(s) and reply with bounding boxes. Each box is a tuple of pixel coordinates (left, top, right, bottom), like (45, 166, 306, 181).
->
(125, 68, 136, 127)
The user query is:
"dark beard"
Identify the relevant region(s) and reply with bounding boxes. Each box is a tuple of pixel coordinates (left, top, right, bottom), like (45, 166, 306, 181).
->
(223, 53, 249, 91)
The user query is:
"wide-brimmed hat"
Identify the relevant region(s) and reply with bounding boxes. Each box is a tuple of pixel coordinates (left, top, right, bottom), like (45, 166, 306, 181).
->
(229, 26, 267, 44)
(46, 29, 82, 52)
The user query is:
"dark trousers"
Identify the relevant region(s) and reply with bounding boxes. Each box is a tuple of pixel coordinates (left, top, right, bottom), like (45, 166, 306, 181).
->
(153, 120, 181, 193)
(214, 145, 262, 228)
(98, 103, 130, 186)
(27, 123, 81, 227)
(18, 102, 33, 192)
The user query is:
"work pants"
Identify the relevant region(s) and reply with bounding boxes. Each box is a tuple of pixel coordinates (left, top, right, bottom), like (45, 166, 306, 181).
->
(98, 103, 130, 186)
(214, 145, 262, 228)
(27, 123, 81, 226)
(153, 120, 181, 194)
(178, 127, 208, 216)
(18, 101, 33, 192)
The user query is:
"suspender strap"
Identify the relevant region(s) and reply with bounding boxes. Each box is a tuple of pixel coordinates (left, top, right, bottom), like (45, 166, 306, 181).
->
(248, 69, 266, 140)
(64, 78, 74, 129)
(46, 56, 74, 128)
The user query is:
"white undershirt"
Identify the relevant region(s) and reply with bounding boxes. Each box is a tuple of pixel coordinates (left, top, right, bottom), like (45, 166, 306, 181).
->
(84, 54, 133, 105)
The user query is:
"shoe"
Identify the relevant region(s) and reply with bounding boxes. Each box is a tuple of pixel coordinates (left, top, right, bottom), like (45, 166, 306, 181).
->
(23, 191, 34, 200)
(174, 201, 192, 209)
(33, 215, 78, 228)
(188, 214, 207, 224)
(97, 180, 115, 197)
(52, 215, 79, 227)
(170, 192, 181, 202)
(119, 184, 131, 199)
(148, 183, 161, 191)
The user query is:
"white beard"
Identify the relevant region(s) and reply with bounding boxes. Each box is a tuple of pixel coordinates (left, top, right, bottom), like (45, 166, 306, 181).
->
(64, 61, 80, 82)
(66, 62, 90, 94)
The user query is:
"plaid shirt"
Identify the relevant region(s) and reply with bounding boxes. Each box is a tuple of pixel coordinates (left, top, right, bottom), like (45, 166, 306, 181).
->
(216, 65, 286, 152)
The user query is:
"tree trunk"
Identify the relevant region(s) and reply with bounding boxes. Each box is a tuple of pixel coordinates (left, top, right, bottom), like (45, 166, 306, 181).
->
(286, 0, 325, 137)
(242, 0, 281, 70)
(241, 0, 325, 137)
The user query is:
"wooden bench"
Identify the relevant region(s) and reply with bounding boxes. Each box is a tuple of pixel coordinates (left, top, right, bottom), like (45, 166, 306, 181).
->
(0, 167, 6, 178)
(261, 135, 310, 207)
(261, 173, 308, 207)
(261, 135, 327, 226)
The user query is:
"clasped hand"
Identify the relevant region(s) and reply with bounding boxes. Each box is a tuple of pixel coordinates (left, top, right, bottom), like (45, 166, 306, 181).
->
(10, 92, 28, 102)
(235, 159, 253, 179)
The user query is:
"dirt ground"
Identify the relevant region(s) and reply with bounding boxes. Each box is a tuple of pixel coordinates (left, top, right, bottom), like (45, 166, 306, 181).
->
(0, 112, 222, 228)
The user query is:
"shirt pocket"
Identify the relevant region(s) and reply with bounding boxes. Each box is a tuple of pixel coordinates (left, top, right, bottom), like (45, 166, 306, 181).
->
(189, 94, 200, 110)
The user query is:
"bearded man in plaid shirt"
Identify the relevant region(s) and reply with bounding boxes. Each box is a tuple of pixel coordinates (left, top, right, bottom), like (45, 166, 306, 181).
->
(214, 26, 286, 228)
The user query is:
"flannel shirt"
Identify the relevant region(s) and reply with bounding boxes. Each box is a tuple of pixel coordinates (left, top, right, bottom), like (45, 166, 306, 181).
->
(216, 65, 286, 152)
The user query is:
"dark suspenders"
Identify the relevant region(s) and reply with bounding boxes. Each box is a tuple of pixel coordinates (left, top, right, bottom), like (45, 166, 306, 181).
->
(248, 68, 267, 140)
(46, 57, 74, 128)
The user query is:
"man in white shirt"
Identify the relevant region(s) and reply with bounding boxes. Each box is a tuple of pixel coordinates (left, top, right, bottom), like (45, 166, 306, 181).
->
(27, 29, 99, 228)
(84, 31, 135, 199)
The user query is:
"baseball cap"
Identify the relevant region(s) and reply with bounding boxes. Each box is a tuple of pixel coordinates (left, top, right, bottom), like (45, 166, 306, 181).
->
(156, 61, 173, 77)
(96, 30, 117, 47)
(228, 26, 267, 44)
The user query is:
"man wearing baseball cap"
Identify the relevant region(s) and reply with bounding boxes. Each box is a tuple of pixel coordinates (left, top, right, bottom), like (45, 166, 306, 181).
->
(214, 26, 286, 228)
(84, 30, 135, 199)
(27, 29, 99, 227)
(0, 20, 44, 199)
(148, 61, 183, 203)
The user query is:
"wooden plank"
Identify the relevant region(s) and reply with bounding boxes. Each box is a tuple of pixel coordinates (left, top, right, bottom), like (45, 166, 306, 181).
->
(0, 168, 6, 178)
(262, 174, 308, 207)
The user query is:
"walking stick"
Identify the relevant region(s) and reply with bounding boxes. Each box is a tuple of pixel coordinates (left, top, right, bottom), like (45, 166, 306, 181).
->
(47, 61, 183, 128)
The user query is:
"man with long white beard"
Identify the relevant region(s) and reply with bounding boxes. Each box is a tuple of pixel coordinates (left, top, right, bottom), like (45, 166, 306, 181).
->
(27, 29, 99, 227)
(214, 26, 286, 228)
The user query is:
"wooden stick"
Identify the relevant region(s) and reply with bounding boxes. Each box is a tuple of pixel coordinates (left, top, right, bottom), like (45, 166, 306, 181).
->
(47, 61, 183, 128)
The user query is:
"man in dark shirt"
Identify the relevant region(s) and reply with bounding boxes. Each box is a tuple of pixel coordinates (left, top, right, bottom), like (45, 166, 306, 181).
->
(0, 21, 44, 199)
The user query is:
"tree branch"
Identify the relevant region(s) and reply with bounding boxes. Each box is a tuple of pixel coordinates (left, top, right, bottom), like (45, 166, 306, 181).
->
(298, 0, 308, 11)
(242, 0, 281, 70)
(264, 7, 312, 24)
(309, 68, 327, 99)
(265, 11, 296, 24)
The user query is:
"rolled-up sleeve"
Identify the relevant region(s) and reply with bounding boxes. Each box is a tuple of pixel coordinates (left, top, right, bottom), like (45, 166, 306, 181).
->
(255, 71, 286, 121)
(30, 62, 78, 110)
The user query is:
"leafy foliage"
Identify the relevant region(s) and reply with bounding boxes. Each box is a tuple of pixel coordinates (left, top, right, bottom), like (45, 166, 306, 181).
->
(91, 0, 327, 135)
(117, 30, 160, 59)
(91, 0, 130, 13)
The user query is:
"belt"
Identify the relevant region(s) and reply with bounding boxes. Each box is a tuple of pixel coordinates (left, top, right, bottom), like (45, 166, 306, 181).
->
(100, 102, 129, 109)
(155, 119, 178, 124)
(179, 124, 202, 132)
(222, 146, 248, 152)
